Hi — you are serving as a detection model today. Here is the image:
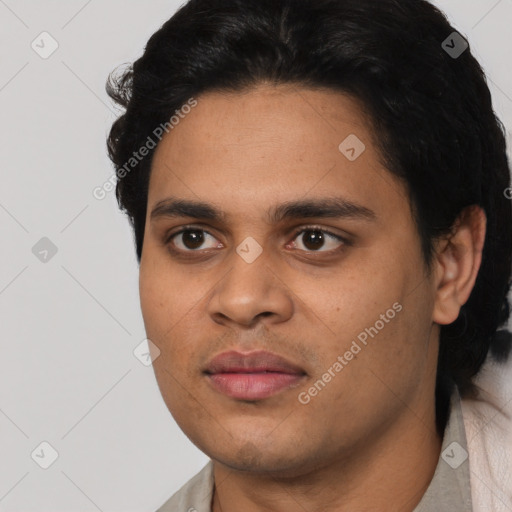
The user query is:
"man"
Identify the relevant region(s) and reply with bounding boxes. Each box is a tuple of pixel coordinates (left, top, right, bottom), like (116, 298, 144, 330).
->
(105, 0, 512, 510)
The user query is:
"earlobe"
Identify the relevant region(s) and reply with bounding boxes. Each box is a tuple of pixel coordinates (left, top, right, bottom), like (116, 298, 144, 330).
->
(432, 206, 486, 326)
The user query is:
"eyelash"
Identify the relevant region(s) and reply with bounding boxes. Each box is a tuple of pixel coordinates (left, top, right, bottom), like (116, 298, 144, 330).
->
(165, 224, 349, 255)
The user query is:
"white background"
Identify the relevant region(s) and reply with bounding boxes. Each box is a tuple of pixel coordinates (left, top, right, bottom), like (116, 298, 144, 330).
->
(0, 1, 511, 511)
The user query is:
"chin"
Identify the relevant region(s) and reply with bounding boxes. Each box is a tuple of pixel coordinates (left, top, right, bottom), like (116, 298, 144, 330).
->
(199, 436, 315, 476)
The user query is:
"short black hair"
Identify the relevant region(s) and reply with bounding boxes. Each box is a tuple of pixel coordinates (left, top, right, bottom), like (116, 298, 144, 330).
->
(106, 0, 512, 435)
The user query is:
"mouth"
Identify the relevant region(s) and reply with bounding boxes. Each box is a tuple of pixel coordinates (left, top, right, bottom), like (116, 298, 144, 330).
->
(204, 350, 307, 401)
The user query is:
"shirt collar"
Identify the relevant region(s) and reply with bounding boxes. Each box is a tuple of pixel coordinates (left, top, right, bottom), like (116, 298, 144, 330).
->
(413, 386, 473, 511)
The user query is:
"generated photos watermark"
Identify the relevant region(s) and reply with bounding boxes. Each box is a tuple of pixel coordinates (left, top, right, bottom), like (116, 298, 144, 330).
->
(298, 301, 403, 404)
(93, 97, 198, 200)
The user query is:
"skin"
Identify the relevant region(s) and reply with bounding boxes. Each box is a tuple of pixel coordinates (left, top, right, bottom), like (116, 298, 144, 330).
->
(139, 83, 486, 511)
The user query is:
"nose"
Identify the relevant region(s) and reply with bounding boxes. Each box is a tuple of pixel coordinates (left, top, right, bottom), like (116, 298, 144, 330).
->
(207, 246, 294, 329)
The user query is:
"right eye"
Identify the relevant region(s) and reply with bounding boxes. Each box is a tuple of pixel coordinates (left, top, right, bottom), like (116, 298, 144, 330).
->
(166, 227, 223, 252)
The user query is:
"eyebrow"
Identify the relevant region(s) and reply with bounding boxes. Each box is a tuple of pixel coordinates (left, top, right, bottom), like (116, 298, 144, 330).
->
(150, 196, 377, 224)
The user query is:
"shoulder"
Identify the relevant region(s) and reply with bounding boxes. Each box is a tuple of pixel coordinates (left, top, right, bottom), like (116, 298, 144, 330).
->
(461, 353, 512, 511)
(155, 461, 214, 512)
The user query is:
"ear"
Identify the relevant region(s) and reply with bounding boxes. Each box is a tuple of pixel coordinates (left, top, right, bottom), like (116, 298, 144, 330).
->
(432, 205, 487, 325)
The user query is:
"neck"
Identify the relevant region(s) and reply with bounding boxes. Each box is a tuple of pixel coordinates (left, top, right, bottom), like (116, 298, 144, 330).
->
(211, 395, 443, 512)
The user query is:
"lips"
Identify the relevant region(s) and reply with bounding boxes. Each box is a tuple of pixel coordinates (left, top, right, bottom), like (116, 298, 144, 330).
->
(205, 350, 306, 375)
(204, 350, 307, 400)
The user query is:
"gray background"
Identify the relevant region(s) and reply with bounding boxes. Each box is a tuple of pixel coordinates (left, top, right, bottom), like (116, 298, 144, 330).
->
(0, 1, 511, 511)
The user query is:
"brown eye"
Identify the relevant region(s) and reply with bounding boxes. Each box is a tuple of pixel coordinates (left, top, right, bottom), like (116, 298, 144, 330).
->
(300, 230, 325, 251)
(291, 227, 346, 253)
(180, 230, 205, 250)
(168, 229, 220, 251)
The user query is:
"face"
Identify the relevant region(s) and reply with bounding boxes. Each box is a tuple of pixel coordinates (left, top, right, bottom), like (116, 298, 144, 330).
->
(139, 84, 441, 476)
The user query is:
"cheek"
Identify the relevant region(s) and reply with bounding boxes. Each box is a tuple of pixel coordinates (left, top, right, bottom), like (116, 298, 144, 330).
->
(312, 247, 429, 366)
(139, 254, 192, 332)
(139, 259, 209, 373)
(139, 266, 199, 410)
(139, 263, 183, 361)
(139, 267, 166, 338)
(312, 258, 399, 334)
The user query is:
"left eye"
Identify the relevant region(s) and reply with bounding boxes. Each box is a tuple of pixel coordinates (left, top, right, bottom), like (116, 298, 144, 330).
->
(289, 228, 345, 252)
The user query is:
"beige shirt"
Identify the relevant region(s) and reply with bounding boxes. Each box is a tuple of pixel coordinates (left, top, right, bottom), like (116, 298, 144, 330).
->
(156, 389, 472, 511)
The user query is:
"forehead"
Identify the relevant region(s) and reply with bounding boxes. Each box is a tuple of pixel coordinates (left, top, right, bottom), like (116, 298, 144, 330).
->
(148, 84, 405, 221)
(154, 83, 374, 158)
